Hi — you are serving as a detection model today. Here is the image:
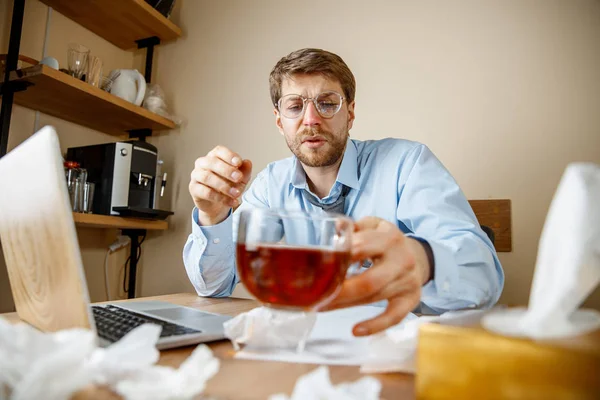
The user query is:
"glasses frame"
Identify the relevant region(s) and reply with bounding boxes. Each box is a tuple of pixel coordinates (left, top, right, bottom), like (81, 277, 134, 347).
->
(276, 91, 345, 119)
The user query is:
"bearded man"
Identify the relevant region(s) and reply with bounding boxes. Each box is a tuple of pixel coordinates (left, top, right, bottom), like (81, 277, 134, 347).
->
(184, 48, 504, 336)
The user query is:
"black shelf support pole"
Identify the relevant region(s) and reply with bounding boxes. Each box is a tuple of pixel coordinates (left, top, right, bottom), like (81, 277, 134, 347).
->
(127, 128, 152, 141)
(0, 0, 26, 158)
(136, 36, 160, 83)
(123, 228, 146, 299)
(128, 36, 160, 142)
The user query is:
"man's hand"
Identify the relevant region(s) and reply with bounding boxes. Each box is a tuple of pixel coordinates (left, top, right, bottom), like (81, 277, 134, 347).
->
(321, 217, 432, 336)
(189, 145, 252, 226)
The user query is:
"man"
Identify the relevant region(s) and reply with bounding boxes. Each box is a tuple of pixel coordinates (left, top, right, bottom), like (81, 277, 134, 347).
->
(184, 48, 504, 336)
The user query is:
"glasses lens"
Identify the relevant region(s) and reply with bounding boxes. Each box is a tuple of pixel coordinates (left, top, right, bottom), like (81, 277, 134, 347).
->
(279, 95, 304, 118)
(316, 92, 342, 118)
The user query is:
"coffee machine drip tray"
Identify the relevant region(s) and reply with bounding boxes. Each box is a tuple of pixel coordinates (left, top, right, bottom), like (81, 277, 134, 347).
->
(112, 206, 174, 220)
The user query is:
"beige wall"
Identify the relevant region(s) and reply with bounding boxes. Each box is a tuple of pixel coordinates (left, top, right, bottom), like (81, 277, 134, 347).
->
(1, 0, 599, 313)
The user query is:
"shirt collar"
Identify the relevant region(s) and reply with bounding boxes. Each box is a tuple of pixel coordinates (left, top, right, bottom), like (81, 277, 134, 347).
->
(289, 138, 360, 191)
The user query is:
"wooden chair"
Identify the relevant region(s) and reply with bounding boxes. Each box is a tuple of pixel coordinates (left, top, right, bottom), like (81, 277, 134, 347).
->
(468, 199, 512, 252)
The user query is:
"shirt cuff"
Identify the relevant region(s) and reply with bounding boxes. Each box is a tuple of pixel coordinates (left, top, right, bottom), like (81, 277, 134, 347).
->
(423, 239, 458, 296)
(191, 207, 234, 256)
(422, 239, 480, 310)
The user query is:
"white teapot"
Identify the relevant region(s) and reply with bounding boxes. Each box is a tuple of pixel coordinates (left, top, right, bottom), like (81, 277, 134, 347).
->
(107, 69, 146, 106)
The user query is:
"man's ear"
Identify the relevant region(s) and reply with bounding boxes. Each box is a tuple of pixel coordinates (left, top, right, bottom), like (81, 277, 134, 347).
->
(274, 108, 284, 136)
(347, 101, 356, 131)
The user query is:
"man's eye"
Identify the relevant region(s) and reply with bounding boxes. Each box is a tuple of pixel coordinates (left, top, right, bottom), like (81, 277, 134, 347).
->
(319, 102, 338, 110)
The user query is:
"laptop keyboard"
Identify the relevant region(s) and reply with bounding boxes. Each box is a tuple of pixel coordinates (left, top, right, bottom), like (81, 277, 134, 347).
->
(92, 305, 201, 343)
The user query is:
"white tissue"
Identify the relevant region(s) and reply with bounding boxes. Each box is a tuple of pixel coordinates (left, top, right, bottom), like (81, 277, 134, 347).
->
(224, 307, 317, 352)
(362, 310, 485, 374)
(0, 318, 219, 400)
(0, 321, 96, 400)
(361, 316, 436, 374)
(483, 163, 600, 339)
(269, 366, 381, 400)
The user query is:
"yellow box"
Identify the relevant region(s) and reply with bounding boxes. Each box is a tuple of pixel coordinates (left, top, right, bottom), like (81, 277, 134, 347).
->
(416, 321, 600, 399)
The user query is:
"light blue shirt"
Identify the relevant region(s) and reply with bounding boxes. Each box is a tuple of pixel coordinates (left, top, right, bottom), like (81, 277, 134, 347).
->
(183, 138, 504, 314)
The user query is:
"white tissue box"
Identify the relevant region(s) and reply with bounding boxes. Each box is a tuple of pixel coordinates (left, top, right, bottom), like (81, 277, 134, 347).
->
(415, 319, 600, 399)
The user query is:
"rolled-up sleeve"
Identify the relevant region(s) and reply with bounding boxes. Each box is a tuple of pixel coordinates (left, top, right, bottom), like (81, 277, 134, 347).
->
(182, 170, 270, 297)
(397, 144, 505, 313)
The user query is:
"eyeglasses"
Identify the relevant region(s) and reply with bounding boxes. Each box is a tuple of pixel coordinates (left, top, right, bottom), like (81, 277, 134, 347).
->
(277, 91, 345, 119)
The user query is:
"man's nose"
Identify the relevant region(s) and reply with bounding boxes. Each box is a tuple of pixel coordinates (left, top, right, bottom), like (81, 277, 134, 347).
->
(302, 101, 322, 126)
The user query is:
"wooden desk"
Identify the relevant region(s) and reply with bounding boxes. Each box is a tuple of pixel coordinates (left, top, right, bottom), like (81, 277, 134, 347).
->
(1, 293, 413, 400)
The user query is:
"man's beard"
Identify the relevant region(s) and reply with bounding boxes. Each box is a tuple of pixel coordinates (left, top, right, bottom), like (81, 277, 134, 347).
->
(285, 125, 348, 168)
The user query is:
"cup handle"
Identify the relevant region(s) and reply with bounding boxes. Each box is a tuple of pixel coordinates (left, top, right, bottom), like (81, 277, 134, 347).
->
(133, 71, 147, 106)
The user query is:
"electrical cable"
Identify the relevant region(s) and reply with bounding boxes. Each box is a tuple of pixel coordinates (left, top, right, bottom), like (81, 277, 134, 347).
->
(105, 235, 130, 300)
(123, 232, 147, 294)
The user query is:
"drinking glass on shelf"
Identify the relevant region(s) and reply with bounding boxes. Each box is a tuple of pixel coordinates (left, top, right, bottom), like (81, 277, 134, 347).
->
(86, 55, 103, 87)
(83, 182, 95, 213)
(67, 43, 89, 80)
(64, 161, 87, 212)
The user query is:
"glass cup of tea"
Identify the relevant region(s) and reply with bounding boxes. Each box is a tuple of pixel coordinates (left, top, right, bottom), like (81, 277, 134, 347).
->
(236, 208, 354, 310)
(236, 208, 354, 352)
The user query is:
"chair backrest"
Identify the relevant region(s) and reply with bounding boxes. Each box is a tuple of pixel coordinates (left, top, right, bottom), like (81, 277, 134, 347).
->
(468, 199, 512, 252)
(480, 225, 496, 245)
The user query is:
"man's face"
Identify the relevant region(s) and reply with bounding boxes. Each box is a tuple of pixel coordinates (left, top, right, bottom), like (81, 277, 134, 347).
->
(275, 74, 355, 168)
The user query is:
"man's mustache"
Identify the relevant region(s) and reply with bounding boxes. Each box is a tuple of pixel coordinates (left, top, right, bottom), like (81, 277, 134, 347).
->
(298, 127, 331, 140)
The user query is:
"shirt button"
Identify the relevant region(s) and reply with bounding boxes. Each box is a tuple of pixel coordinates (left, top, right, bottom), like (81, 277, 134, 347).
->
(213, 238, 220, 244)
(442, 280, 451, 292)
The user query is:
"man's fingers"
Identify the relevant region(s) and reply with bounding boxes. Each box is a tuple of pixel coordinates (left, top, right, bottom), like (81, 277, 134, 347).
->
(239, 159, 253, 184)
(322, 260, 404, 310)
(195, 157, 246, 184)
(350, 230, 407, 262)
(322, 273, 417, 311)
(352, 294, 420, 336)
(354, 216, 397, 233)
(206, 145, 243, 167)
(353, 216, 383, 232)
(189, 181, 236, 207)
(190, 169, 243, 199)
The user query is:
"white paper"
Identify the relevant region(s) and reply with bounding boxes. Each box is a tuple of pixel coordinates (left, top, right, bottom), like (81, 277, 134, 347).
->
(232, 306, 418, 366)
(483, 163, 600, 339)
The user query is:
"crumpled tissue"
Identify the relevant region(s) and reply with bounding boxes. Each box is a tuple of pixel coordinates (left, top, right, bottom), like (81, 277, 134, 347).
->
(224, 307, 317, 352)
(269, 366, 381, 400)
(483, 163, 600, 339)
(362, 309, 486, 374)
(0, 318, 219, 400)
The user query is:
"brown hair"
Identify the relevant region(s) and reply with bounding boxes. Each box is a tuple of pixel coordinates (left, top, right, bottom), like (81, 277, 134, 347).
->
(269, 48, 356, 107)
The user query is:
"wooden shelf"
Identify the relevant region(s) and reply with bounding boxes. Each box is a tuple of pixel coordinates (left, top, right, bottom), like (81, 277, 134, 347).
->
(3, 65, 176, 136)
(73, 212, 168, 230)
(39, 0, 182, 50)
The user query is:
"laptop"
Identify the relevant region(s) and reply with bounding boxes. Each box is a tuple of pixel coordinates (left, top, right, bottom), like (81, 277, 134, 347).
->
(0, 126, 231, 350)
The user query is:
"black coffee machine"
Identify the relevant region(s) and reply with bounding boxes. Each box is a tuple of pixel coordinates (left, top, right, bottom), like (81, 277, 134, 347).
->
(66, 141, 173, 219)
